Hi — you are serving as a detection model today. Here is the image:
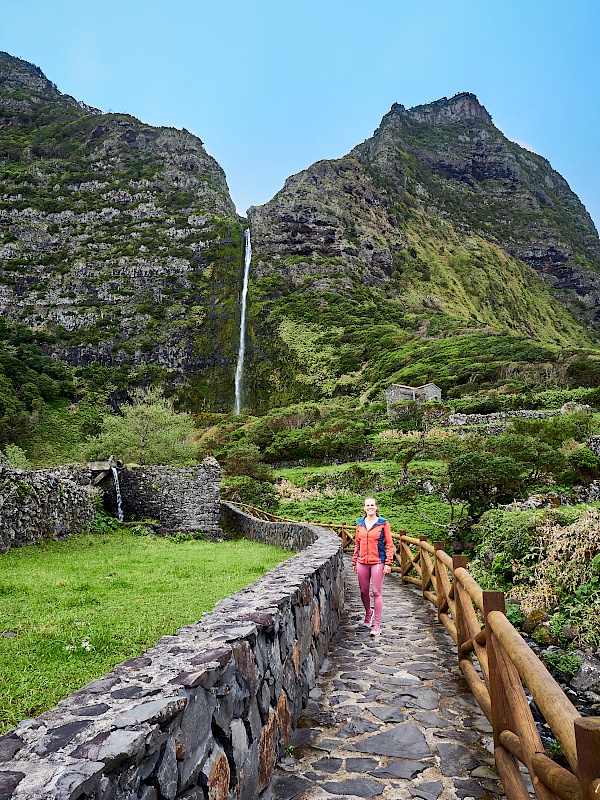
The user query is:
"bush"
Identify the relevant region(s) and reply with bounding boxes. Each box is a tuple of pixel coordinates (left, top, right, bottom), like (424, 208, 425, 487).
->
(222, 442, 273, 482)
(221, 476, 280, 512)
(3, 444, 30, 469)
(471, 508, 543, 588)
(513, 507, 600, 644)
(449, 452, 525, 516)
(85, 387, 197, 465)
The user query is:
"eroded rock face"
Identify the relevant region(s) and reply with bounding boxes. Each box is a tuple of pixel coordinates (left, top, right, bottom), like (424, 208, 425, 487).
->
(0, 52, 243, 408)
(250, 92, 600, 327)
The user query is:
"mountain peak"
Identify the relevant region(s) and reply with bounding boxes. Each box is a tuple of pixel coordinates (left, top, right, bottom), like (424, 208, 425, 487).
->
(0, 51, 56, 91)
(386, 92, 493, 126)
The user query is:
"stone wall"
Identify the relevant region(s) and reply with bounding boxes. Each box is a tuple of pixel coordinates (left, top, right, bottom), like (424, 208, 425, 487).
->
(444, 409, 559, 428)
(0, 506, 344, 800)
(588, 436, 600, 457)
(0, 465, 95, 553)
(103, 458, 221, 536)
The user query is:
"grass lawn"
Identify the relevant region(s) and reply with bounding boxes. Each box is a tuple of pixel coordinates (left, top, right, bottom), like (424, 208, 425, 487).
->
(0, 530, 291, 733)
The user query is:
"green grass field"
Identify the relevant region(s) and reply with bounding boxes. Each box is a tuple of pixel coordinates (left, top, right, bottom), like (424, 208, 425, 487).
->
(0, 531, 291, 733)
(275, 458, 461, 539)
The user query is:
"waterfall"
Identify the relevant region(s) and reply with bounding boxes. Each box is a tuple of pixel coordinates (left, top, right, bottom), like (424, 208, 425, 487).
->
(111, 466, 124, 523)
(234, 228, 251, 415)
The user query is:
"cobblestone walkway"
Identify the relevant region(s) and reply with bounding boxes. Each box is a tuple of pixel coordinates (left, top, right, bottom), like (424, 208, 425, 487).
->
(264, 556, 506, 800)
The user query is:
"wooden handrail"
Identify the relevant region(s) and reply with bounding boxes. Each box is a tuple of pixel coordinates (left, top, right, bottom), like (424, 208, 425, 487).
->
(228, 501, 600, 799)
(488, 609, 581, 774)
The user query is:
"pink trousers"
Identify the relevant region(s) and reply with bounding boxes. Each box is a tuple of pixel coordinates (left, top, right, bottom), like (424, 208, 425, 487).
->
(356, 562, 385, 624)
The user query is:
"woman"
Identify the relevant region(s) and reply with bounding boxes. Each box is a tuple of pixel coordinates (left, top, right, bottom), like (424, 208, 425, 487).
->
(352, 497, 394, 636)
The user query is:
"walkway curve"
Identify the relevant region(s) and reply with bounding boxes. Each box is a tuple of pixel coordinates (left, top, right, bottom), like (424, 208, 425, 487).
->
(264, 556, 511, 800)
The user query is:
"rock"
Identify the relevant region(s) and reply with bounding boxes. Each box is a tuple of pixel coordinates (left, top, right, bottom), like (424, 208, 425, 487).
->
(155, 739, 178, 800)
(72, 729, 148, 769)
(454, 777, 493, 798)
(437, 742, 481, 776)
(409, 781, 444, 800)
(370, 707, 408, 723)
(337, 718, 381, 738)
(369, 759, 429, 780)
(262, 774, 313, 800)
(346, 723, 431, 759)
(32, 721, 90, 755)
(0, 737, 23, 762)
(313, 757, 342, 773)
(345, 758, 379, 773)
(522, 609, 550, 634)
(113, 697, 187, 728)
(471, 765, 499, 780)
(411, 712, 453, 728)
(571, 653, 600, 694)
(0, 771, 25, 797)
(320, 777, 385, 797)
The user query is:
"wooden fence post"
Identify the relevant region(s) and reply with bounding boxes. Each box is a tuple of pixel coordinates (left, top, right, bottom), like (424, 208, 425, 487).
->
(400, 532, 408, 582)
(452, 555, 468, 656)
(483, 590, 531, 800)
(419, 535, 428, 597)
(433, 542, 444, 620)
(575, 718, 600, 799)
(483, 590, 511, 745)
(341, 522, 348, 549)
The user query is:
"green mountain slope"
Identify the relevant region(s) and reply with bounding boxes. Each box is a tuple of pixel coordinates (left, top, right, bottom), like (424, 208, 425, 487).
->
(0, 52, 244, 409)
(244, 94, 600, 407)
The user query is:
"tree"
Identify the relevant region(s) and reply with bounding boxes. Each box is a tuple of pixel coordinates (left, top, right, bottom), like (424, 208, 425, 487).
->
(449, 452, 525, 518)
(85, 387, 197, 465)
(223, 442, 273, 482)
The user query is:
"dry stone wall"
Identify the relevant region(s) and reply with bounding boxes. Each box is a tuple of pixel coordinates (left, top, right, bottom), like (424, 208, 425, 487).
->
(103, 459, 221, 537)
(0, 504, 344, 800)
(0, 465, 95, 553)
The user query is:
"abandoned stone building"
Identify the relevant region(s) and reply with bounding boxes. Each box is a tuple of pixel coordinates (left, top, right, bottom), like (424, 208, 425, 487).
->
(385, 382, 442, 415)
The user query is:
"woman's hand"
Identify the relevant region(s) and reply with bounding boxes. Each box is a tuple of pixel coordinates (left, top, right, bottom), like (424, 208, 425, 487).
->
(384, 565, 392, 575)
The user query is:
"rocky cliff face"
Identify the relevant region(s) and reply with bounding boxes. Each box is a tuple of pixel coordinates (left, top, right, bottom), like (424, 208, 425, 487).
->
(359, 93, 600, 322)
(2, 57, 600, 412)
(251, 92, 600, 325)
(245, 93, 600, 405)
(0, 52, 244, 408)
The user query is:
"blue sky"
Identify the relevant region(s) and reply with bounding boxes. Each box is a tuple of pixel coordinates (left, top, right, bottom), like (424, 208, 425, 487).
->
(3, 0, 599, 229)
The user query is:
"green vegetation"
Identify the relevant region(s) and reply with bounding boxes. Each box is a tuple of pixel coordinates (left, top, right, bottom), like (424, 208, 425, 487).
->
(0, 529, 290, 733)
(542, 651, 583, 679)
(85, 386, 198, 465)
(0, 319, 74, 447)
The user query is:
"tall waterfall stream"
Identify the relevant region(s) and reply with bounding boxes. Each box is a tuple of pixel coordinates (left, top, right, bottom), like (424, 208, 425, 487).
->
(111, 465, 124, 522)
(234, 228, 251, 415)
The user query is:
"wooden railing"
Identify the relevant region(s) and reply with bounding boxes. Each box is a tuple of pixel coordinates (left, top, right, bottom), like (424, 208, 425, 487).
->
(229, 503, 600, 800)
(398, 534, 600, 800)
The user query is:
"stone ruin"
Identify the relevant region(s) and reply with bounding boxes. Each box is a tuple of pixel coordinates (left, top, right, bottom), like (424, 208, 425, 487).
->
(0, 457, 222, 553)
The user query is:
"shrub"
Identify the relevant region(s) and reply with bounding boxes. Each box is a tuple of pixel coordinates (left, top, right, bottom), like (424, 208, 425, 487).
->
(221, 476, 280, 512)
(222, 442, 273, 482)
(514, 507, 600, 644)
(85, 387, 197, 465)
(3, 444, 30, 469)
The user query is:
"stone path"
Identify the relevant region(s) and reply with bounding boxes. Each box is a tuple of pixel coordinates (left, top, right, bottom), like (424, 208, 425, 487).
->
(264, 556, 506, 800)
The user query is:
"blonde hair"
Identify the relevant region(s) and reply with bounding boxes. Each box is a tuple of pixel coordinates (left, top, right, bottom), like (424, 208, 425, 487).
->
(364, 497, 379, 516)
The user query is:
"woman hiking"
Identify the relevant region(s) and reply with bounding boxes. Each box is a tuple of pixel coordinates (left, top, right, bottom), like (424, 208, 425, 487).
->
(352, 497, 394, 636)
